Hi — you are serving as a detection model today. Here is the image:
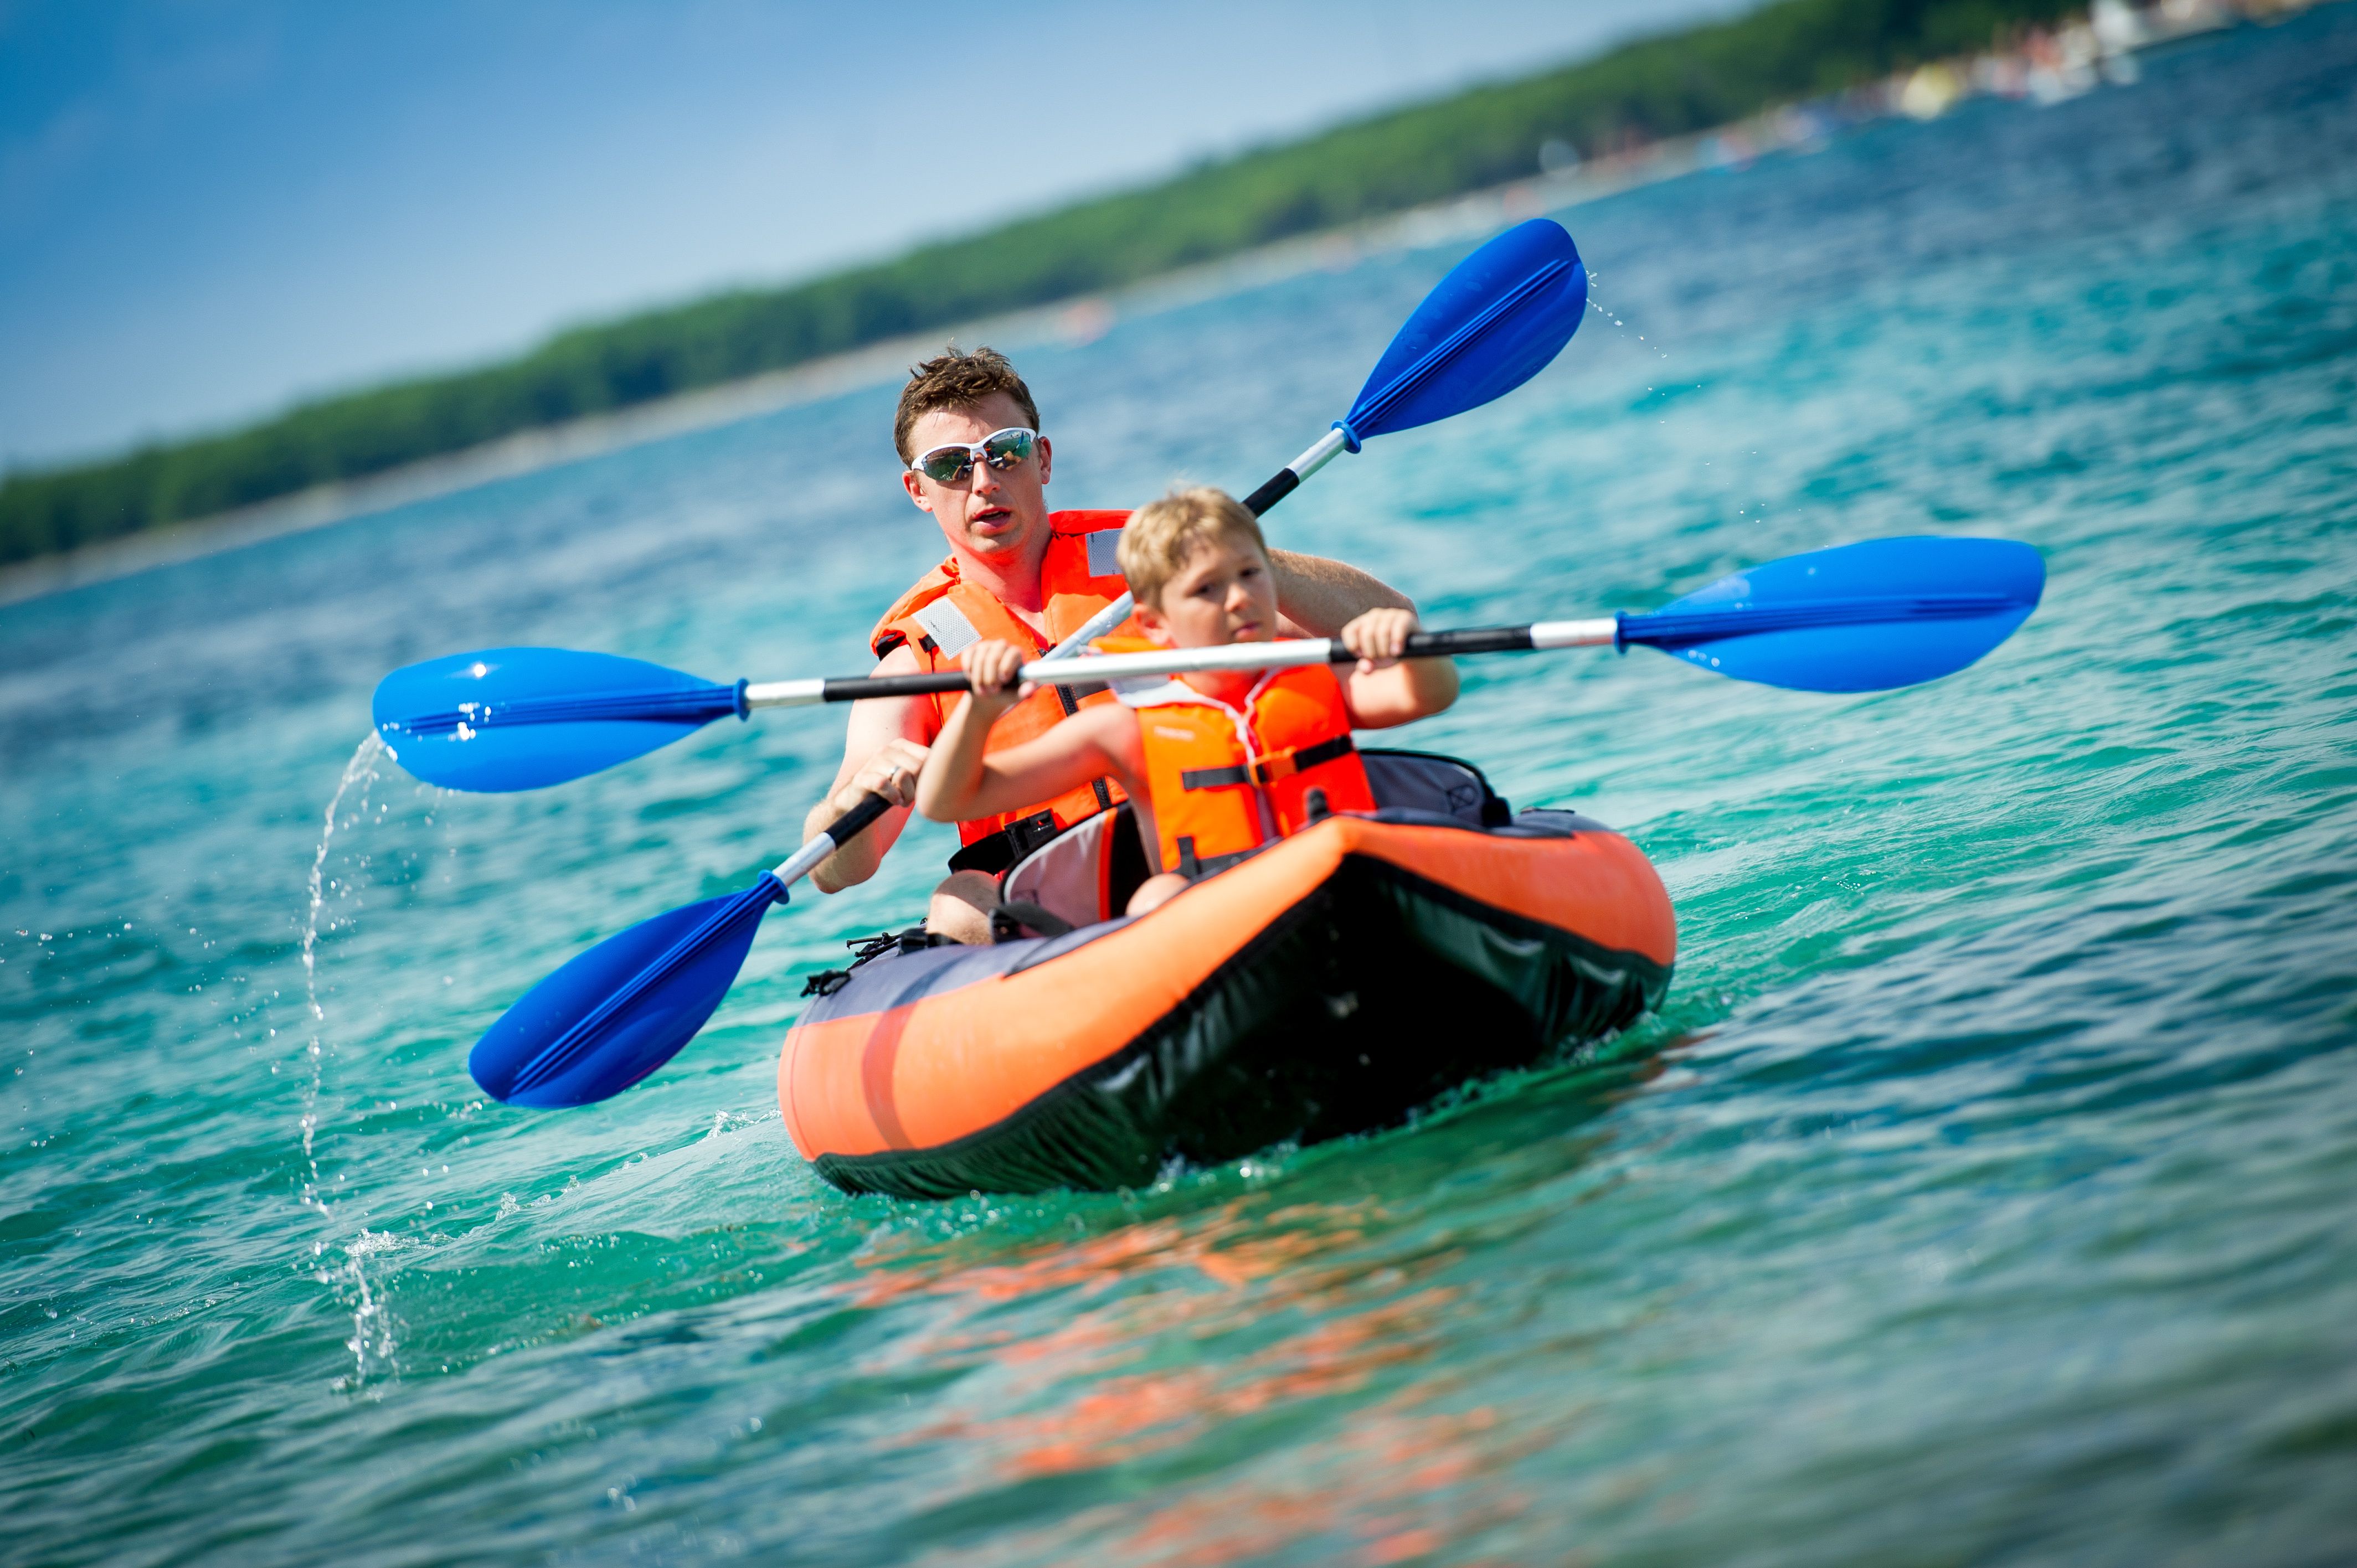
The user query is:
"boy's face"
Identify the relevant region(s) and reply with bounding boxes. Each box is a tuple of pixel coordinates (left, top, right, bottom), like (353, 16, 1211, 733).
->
(1135, 535, 1277, 649)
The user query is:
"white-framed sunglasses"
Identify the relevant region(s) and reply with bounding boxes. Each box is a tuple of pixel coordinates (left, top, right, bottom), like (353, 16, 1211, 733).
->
(907, 426, 1038, 484)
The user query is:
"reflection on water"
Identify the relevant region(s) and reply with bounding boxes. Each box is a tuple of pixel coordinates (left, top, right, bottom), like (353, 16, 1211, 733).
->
(833, 1056, 1656, 1562)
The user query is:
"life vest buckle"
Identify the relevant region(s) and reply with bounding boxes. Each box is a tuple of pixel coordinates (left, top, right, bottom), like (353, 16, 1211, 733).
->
(947, 808, 1066, 878)
(1252, 749, 1302, 785)
(1252, 733, 1355, 787)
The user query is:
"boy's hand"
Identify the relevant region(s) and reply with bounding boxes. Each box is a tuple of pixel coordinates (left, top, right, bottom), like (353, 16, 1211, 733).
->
(1339, 607, 1420, 673)
(961, 640, 1034, 718)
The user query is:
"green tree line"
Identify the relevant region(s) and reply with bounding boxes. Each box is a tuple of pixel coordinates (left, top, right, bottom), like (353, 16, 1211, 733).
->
(1, 0, 2078, 567)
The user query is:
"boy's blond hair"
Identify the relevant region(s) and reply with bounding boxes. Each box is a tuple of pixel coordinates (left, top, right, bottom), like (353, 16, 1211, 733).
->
(1117, 487, 1268, 611)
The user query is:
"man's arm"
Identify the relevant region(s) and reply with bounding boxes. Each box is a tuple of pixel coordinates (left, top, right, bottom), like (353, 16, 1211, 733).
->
(1268, 548, 1414, 638)
(803, 644, 935, 893)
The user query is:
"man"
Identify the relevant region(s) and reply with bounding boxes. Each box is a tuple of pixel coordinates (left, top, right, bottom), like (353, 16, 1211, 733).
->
(806, 347, 1415, 943)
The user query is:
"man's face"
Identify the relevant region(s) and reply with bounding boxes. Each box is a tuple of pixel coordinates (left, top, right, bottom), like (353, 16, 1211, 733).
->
(1135, 536, 1277, 650)
(900, 392, 1053, 568)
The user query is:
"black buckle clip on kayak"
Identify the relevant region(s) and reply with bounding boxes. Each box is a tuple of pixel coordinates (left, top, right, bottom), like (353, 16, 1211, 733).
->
(800, 925, 955, 996)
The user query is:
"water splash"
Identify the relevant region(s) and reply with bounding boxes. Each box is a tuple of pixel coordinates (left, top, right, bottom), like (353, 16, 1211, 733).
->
(298, 734, 387, 1214)
(318, 1229, 405, 1388)
(295, 735, 413, 1390)
(1587, 276, 1679, 373)
(1589, 277, 1766, 523)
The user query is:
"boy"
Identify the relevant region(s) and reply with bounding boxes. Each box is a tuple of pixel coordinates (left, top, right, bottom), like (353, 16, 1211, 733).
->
(916, 487, 1459, 917)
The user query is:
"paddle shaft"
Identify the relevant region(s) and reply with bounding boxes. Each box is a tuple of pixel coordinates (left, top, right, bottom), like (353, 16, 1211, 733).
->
(739, 618, 1619, 709)
(739, 586, 2037, 709)
(771, 791, 895, 885)
(1239, 426, 1354, 519)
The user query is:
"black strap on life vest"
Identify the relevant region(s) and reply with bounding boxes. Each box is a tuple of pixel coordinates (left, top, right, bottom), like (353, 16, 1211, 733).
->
(945, 808, 1064, 878)
(1179, 734, 1356, 792)
(1043, 683, 1115, 813)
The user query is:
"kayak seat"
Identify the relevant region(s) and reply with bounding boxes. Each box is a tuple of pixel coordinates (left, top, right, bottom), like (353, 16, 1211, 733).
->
(1000, 804, 1154, 934)
(1358, 749, 1512, 827)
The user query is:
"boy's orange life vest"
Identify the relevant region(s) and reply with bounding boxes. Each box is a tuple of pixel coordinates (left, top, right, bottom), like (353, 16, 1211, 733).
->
(1106, 642, 1378, 875)
(870, 510, 1133, 875)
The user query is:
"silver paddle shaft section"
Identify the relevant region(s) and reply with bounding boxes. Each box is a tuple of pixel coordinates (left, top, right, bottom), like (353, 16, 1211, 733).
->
(1033, 591, 1135, 667)
(742, 677, 831, 709)
(1284, 425, 1355, 482)
(739, 644, 1349, 707)
(1530, 618, 1620, 649)
(1033, 426, 1360, 667)
(771, 829, 845, 886)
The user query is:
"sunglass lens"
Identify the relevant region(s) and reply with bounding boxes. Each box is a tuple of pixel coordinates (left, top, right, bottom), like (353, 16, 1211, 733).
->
(981, 429, 1035, 469)
(918, 447, 974, 483)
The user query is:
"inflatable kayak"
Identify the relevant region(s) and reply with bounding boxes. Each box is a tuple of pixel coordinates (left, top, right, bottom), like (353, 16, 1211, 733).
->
(778, 753, 1675, 1199)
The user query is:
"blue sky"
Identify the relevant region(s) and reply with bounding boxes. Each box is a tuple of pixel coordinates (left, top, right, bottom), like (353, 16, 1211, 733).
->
(0, 0, 1753, 468)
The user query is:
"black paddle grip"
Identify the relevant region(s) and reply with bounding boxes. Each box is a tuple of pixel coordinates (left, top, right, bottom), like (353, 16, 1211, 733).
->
(1241, 468, 1300, 517)
(824, 792, 894, 846)
(822, 671, 972, 702)
(1408, 626, 1537, 656)
(1326, 626, 1537, 661)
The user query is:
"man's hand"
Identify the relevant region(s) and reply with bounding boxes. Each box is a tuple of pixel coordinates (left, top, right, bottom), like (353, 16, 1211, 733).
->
(806, 644, 934, 893)
(959, 640, 1034, 721)
(828, 736, 930, 814)
(1339, 606, 1420, 673)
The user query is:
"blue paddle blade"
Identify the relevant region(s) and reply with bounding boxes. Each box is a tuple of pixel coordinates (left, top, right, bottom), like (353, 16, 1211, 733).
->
(373, 646, 742, 792)
(470, 873, 786, 1107)
(1344, 219, 1588, 443)
(1619, 536, 2045, 693)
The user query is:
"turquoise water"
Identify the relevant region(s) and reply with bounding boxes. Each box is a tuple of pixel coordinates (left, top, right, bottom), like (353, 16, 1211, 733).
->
(6, 13, 2356, 1562)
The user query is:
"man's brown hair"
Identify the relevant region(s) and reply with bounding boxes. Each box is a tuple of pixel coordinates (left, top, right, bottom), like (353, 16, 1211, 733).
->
(1118, 487, 1268, 612)
(893, 346, 1041, 463)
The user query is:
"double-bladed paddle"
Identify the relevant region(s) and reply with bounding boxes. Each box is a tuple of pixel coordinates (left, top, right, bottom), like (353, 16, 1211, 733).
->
(466, 535, 2044, 1109)
(1033, 216, 1588, 664)
(375, 219, 1589, 795)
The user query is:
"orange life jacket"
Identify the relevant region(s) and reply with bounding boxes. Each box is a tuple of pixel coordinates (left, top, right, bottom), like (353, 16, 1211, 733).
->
(1108, 643, 1378, 876)
(871, 510, 1133, 874)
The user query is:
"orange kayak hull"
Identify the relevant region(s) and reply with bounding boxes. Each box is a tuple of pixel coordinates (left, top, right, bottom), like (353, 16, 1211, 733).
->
(779, 811, 1675, 1199)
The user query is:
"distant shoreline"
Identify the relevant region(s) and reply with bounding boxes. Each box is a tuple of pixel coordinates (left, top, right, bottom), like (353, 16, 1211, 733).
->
(0, 144, 1691, 609)
(0, 331, 941, 608)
